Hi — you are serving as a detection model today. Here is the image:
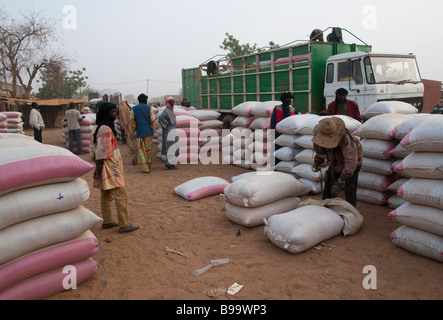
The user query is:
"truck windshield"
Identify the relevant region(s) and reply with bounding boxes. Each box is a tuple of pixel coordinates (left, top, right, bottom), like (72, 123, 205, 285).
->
(364, 56, 421, 84)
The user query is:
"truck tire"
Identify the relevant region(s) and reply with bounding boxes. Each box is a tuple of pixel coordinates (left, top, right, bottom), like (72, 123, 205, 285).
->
(222, 114, 236, 130)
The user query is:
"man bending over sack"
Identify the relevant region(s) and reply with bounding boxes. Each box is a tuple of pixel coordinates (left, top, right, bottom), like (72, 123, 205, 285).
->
(312, 117, 362, 207)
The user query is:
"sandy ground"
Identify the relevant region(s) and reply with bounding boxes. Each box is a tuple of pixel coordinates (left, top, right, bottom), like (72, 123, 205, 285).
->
(31, 128, 442, 301)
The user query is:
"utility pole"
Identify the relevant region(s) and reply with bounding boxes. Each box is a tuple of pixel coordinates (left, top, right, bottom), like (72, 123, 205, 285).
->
(146, 79, 150, 96)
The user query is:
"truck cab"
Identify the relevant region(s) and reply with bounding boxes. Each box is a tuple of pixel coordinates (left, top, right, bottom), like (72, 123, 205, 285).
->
(324, 52, 424, 114)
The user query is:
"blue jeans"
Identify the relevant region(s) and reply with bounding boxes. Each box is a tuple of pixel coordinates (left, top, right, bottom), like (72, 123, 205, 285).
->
(69, 129, 82, 154)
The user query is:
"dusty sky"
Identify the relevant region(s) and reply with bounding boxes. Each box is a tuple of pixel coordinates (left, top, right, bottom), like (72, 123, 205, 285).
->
(3, 0, 442, 101)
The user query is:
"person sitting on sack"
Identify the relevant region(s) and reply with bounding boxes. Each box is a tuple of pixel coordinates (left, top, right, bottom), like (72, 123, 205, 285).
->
(312, 117, 362, 207)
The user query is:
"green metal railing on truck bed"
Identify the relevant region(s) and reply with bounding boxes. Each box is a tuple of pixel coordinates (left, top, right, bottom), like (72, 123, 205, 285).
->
(182, 39, 371, 114)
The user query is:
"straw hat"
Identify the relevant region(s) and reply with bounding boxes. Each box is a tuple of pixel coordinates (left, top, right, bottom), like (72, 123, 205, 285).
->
(312, 117, 346, 148)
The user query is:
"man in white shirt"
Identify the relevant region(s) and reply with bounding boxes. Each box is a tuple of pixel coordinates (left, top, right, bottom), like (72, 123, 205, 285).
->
(64, 102, 85, 154)
(29, 102, 45, 143)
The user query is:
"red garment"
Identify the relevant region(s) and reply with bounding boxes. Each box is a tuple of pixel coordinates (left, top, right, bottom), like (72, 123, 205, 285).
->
(271, 105, 296, 135)
(327, 100, 362, 122)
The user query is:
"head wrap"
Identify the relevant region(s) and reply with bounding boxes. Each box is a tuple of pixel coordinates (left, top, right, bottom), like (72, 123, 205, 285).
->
(312, 117, 346, 149)
(280, 92, 294, 104)
(164, 95, 175, 107)
(336, 88, 348, 95)
(93, 102, 117, 144)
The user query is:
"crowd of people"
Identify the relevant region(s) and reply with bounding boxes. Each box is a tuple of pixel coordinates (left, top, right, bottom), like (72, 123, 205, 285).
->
(27, 88, 362, 234)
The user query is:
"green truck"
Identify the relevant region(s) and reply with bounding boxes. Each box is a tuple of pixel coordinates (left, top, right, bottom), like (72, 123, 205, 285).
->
(181, 28, 424, 127)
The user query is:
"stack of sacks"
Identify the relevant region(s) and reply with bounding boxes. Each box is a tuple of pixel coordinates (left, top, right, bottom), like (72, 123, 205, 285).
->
(1, 112, 24, 134)
(62, 117, 96, 155)
(156, 107, 203, 164)
(229, 102, 261, 169)
(0, 133, 100, 300)
(0, 113, 8, 133)
(274, 114, 318, 175)
(386, 113, 435, 208)
(388, 116, 443, 262)
(189, 110, 223, 159)
(353, 113, 413, 205)
(264, 198, 364, 254)
(247, 101, 279, 171)
(222, 171, 309, 227)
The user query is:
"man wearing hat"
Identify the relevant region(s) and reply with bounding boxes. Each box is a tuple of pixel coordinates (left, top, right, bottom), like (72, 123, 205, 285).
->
(327, 88, 361, 122)
(270, 92, 298, 165)
(312, 117, 362, 207)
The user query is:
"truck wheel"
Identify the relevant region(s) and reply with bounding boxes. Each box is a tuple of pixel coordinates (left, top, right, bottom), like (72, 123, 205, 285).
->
(222, 114, 236, 130)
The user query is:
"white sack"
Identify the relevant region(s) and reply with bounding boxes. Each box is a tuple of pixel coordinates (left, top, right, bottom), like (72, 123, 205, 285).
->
(264, 205, 344, 254)
(223, 171, 309, 207)
(225, 196, 301, 227)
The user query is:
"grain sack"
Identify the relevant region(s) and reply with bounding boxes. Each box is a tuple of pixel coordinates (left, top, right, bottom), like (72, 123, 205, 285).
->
(291, 163, 328, 182)
(274, 146, 303, 161)
(249, 117, 271, 130)
(329, 115, 362, 133)
(231, 116, 257, 128)
(391, 225, 443, 262)
(392, 113, 435, 140)
(362, 101, 418, 119)
(264, 205, 345, 254)
(199, 120, 223, 130)
(389, 202, 443, 236)
(275, 134, 297, 147)
(394, 152, 443, 180)
(232, 101, 261, 117)
(251, 101, 279, 117)
(357, 171, 397, 192)
(361, 157, 395, 176)
(299, 198, 364, 236)
(298, 178, 324, 195)
(0, 178, 90, 231)
(387, 177, 409, 193)
(0, 231, 98, 291)
(189, 110, 221, 121)
(388, 143, 411, 159)
(223, 171, 309, 207)
(0, 258, 99, 300)
(294, 134, 314, 149)
(293, 115, 321, 135)
(275, 160, 301, 173)
(225, 196, 301, 227)
(174, 176, 230, 201)
(0, 143, 94, 196)
(398, 178, 443, 210)
(294, 148, 315, 164)
(275, 114, 319, 135)
(387, 194, 406, 209)
(0, 206, 102, 265)
(357, 187, 392, 205)
(400, 117, 443, 152)
(0, 133, 39, 148)
(353, 113, 412, 140)
(360, 139, 398, 160)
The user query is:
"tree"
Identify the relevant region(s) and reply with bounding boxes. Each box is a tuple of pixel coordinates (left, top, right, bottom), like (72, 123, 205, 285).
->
(220, 32, 279, 58)
(0, 7, 67, 99)
(37, 65, 90, 99)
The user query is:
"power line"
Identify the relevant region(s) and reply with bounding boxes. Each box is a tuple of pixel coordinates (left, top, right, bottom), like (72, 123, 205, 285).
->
(91, 78, 181, 86)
